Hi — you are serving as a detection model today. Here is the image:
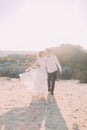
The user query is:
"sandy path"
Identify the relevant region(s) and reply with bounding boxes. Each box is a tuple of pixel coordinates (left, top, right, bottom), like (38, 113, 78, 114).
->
(0, 78, 87, 130)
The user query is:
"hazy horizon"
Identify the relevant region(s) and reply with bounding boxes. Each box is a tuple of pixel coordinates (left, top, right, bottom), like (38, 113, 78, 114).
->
(0, 43, 86, 52)
(0, 0, 87, 51)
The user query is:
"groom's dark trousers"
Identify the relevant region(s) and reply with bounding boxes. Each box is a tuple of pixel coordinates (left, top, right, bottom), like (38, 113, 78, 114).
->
(47, 71, 57, 93)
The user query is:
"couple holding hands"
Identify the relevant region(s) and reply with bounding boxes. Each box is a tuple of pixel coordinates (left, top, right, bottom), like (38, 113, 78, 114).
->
(19, 48, 62, 96)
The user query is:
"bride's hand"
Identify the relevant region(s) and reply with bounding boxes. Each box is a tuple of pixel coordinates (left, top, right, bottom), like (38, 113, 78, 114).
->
(25, 67, 32, 72)
(32, 64, 40, 69)
(25, 69, 30, 72)
(36, 64, 41, 68)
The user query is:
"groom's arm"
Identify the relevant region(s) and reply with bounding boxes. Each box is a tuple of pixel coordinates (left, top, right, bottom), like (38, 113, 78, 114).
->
(54, 55, 62, 75)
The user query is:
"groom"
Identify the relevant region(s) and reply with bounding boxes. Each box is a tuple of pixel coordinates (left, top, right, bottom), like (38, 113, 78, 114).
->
(45, 48, 62, 95)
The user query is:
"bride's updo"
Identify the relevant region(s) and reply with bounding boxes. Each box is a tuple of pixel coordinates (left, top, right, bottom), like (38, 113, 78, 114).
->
(38, 51, 45, 57)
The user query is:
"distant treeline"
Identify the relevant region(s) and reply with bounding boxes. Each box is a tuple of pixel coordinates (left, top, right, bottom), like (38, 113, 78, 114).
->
(0, 54, 36, 78)
(51, 44, 87, 83)
(0, 44, 87, 83)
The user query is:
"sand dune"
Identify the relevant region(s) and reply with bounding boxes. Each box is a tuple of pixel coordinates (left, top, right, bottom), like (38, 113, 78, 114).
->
(0, 77, 87, 130)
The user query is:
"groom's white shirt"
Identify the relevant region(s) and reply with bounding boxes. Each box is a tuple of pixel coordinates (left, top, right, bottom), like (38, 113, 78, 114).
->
(45, 54, 62, 73)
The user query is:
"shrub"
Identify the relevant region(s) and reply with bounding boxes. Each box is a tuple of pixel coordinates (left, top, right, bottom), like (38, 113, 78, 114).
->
(61, 66, 72, 79)
(79, 70, 87, 83)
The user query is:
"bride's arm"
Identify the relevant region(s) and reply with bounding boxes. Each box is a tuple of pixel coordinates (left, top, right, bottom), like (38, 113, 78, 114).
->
(34, 59, 40, 68)
(25, 66, 33, 72)
(25, 59, 40, 72)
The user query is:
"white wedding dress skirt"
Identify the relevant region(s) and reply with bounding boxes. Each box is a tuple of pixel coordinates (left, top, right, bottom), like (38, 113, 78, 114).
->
(19, 67, 47, 94)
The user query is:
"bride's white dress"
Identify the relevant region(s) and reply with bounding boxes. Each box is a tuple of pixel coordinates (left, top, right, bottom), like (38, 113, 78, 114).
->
(19, 57, 47, 94)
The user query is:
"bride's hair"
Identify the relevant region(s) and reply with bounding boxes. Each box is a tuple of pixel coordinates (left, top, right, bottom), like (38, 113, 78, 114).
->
(38, 51, 44, 57)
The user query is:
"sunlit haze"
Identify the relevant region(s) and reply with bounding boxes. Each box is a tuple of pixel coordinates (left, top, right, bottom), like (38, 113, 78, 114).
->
(0, 0, 87, 51)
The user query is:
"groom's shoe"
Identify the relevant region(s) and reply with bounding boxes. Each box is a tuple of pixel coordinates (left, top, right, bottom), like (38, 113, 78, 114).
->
(51, 91, 54, 95)
(48, 88, 50, 92)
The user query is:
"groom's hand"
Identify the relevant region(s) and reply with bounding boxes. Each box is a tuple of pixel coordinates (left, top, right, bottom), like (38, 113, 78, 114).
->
(60, 70, 62, 75)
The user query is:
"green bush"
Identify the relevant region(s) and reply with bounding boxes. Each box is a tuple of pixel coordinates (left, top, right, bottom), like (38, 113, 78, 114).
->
(72, 70, 87, 83)
(63, 66, 72, 79)
(79, 71, 87, 83)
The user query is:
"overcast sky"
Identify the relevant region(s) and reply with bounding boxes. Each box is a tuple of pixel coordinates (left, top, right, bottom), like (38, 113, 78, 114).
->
(0, 0, 87, 51)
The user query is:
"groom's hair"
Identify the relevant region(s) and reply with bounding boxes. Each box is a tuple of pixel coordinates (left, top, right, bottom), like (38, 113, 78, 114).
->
(45, 48, 51, 53)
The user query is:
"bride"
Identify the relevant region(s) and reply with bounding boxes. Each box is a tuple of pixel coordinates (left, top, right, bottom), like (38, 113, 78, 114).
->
(19, 51, 47, 96)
